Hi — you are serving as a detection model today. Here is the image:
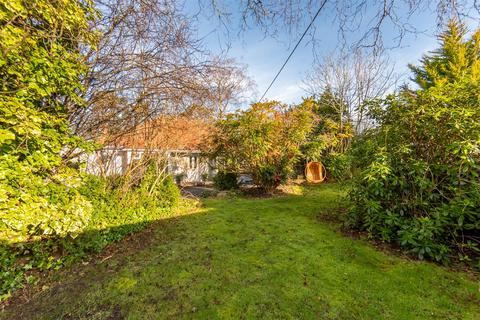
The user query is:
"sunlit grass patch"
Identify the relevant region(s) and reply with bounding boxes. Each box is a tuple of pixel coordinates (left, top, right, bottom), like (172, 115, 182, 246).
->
(2, 184, 479, 320)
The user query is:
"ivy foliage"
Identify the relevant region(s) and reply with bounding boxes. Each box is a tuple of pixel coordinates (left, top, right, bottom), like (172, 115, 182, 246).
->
(348, 21, 480, 265)
(0, 0, 100, 301)
(0, 1, 97, 242)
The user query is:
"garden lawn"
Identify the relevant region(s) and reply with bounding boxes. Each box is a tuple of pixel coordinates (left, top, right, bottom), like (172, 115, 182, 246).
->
(2, 184, 479, 319)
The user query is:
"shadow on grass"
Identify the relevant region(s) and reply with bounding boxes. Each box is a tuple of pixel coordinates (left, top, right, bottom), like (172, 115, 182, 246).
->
(1, 186, 312, 303)
(1, 184, 479, 319)
(0, 216, 182, 311)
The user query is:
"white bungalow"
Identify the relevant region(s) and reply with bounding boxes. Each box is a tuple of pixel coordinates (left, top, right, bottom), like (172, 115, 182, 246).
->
(86, 116, 215, 183)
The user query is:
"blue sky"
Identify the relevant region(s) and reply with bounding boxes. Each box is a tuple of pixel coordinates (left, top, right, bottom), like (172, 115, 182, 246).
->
(192, 2, 477, 105)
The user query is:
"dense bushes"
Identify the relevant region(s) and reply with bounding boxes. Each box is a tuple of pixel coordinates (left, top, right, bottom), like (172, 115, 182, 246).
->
(300, 96, 353, 182)
(213, 171, 238, 190)
(347, 80, 480, 265)
(346, 21, 480, 266)
(256, 162, 289, 191)
(322, 153, 351, 181)
(0, 167, 180, 301)
(0, 0, 97, 244)
(0, 0, 101, 300)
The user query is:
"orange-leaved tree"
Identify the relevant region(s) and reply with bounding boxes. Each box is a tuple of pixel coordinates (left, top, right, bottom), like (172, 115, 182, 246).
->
(208, 101, 314, 192)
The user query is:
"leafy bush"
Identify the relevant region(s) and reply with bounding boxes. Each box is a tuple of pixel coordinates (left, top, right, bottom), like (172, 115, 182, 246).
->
(137, 163, 181, 209)
(301, 95, 353, 162)
(347, 22, 480, 266)
(0, 167, 180, 301)
(256, 162, 289, 191)
(347, 80, 480, 264)
(0, 0, 98, 301)
(323, 153, 351, 181)
(0, 0, 97, 244)
(347, 133, 379, 175)
(213, 171, 238, 190)
(298, 96, 353, 183)
(208, 101, 314, 192)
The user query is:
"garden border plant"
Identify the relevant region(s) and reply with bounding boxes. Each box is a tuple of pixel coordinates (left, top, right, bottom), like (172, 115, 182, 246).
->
(1, 162, 180, 301)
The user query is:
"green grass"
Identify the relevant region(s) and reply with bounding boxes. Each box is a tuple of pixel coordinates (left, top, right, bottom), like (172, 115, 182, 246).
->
(2, 184, 479, 319)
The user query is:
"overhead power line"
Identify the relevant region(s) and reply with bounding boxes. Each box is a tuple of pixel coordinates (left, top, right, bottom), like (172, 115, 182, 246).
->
(259, 1, 327, 101)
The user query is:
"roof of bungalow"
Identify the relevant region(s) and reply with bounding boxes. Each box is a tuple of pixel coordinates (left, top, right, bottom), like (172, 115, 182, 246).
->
(105, 116, 213, 151)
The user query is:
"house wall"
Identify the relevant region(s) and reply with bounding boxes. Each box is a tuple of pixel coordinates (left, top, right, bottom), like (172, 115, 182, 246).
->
(85, 149, 128, 176)
(166, 152, 214, 183)
(85, 148, 214, 183)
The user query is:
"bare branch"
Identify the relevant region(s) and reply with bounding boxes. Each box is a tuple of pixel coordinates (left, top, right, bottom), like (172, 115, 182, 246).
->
(303, 48, 398, 132)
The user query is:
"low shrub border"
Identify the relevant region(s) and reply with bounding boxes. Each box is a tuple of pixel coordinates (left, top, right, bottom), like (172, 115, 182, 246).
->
(0, 170, 180, 302)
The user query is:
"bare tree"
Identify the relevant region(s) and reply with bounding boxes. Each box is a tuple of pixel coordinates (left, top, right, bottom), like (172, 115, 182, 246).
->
(72, 0, 480, 144)
(304, 49, 397, 132)
(206, 0, 480, 52)
(69, 0, 253, 145)
(198, 58, 257, 117)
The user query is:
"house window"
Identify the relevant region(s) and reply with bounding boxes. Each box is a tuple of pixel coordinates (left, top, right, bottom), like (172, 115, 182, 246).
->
(132, 151, 142, 161)
(189, 155, 198, 169)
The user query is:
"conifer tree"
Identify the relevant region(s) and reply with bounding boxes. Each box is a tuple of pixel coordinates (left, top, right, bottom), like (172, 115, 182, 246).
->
(409, 19, 480, 89)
